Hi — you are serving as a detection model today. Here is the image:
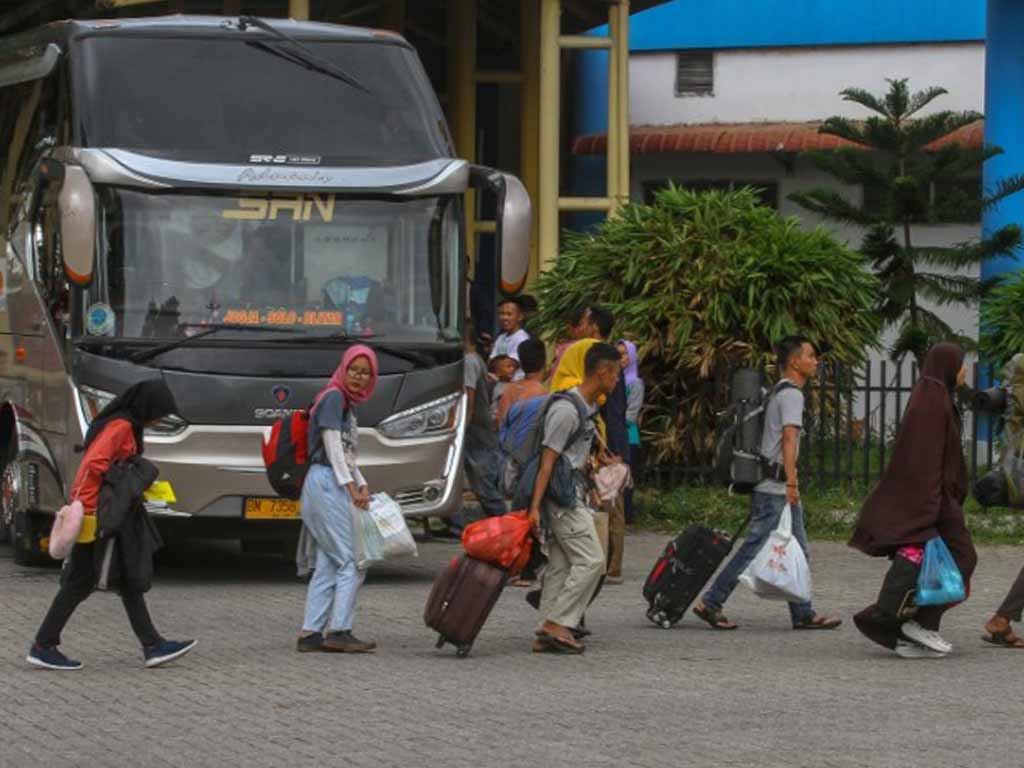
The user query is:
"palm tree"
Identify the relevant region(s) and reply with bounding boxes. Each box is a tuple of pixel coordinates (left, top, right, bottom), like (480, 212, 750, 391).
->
(790, 78, 1024, 364)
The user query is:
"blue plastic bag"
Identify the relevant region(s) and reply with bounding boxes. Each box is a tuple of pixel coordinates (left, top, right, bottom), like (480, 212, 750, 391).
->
(916, 537, 966, 606)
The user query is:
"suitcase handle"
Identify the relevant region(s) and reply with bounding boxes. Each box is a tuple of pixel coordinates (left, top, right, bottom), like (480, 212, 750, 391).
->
(729, 511, 753, 543)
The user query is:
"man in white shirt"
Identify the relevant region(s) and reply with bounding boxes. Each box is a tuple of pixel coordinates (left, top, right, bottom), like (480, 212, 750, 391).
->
(489, 298, 530, 380)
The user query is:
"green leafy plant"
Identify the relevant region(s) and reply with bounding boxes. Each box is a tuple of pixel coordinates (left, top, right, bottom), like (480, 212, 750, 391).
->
(981, 272, 1024, 368)
(790, 78, 1024, 365)
(534, 186, 882, 466)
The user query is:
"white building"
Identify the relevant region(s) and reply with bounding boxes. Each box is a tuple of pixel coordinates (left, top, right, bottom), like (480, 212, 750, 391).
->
(572, 18, 988, 349)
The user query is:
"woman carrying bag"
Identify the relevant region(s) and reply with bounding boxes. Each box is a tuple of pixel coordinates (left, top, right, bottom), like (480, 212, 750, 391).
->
(296, 345, 379, 654)
(27, 380, 196, 671)
(850, 342, 978, 659)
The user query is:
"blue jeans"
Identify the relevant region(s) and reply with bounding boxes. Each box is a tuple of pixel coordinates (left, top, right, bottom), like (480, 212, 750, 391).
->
(300, 465, 366, 634)
(464, 443, 507, 518)
(702, 491, 815, 625)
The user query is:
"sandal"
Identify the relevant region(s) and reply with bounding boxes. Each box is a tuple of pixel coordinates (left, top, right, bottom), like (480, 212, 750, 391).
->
(536, 631, 585, 654)
(793, 614, 843, 631)
(982, 627, 1024, 648)
(508, 576, 534, 588)
(692, 603, 739, 631)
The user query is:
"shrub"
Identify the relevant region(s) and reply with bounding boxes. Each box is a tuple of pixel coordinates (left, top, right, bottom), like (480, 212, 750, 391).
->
(981, 272, 1024, 368)
(534, 186, 882, 466)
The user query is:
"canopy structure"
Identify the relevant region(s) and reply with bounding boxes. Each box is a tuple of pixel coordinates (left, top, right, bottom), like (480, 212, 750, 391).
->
(1, 0, 668, 289)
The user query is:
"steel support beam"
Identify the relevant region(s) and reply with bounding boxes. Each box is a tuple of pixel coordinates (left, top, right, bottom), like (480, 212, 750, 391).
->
(538, 0, 561, 272)
(447, 0, 477, 263)
(520, 0, 541, 286)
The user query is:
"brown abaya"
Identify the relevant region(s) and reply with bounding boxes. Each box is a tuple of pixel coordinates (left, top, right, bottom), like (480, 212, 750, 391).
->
(850, 343, 978, 649)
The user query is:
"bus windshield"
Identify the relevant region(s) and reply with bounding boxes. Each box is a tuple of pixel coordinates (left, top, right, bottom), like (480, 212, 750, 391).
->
(71, 35, 449, 166)
(82, 189, 461, 343)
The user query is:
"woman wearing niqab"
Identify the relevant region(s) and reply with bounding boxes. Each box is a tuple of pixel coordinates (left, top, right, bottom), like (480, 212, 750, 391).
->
(850, 343, 977, 658)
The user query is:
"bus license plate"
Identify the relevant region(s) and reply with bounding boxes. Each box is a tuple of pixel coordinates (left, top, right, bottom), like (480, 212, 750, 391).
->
(244, 498, 300, 519)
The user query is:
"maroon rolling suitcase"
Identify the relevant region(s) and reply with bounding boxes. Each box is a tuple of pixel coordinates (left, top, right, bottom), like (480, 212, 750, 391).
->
(424, 554, 505, 657)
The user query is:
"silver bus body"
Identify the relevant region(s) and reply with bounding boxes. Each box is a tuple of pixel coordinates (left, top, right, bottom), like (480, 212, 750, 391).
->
(0, 17, 530, 563)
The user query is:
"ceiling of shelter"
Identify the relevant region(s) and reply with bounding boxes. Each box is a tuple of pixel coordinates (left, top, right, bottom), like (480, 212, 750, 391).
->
(1, 1, 667, 107)
(0, 1, 670, 39)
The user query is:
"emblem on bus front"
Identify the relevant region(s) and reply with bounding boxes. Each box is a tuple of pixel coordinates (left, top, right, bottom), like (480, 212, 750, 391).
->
(271, 385, 291, 404)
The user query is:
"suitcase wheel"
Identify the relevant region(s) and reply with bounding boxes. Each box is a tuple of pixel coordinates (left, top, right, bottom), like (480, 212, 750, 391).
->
(647, 608, 674, 630)
(435, 635, 446, 649)
(456, 644, 472, 658)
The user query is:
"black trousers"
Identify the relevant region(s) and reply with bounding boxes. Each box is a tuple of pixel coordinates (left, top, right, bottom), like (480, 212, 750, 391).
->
(35, 542, 161, 648)
(996, 565, 1024, 622)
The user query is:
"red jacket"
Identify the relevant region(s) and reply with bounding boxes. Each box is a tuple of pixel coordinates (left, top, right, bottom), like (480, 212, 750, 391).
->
(72, 418, 138, 518)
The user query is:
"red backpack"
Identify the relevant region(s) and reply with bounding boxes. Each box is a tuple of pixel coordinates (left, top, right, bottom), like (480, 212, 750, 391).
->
(261, 410, 311, 500)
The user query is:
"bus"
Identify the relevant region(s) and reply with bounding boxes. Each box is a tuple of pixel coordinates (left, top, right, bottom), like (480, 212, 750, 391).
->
(0, 15, 529, 564)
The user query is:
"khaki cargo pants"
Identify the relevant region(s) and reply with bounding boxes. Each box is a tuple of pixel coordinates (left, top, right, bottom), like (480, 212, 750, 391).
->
(538, 499, 606, 629)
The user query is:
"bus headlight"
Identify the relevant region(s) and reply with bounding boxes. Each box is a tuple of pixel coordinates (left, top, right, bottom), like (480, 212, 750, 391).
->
(378, 393, 461, 440)
(78, 385, 188, 437)
(79, 386, 115, 421)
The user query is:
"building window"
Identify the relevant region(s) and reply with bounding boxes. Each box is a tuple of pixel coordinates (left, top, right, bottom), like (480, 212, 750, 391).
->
(644, 179, 780, 210)
(675, 51, 713, 97)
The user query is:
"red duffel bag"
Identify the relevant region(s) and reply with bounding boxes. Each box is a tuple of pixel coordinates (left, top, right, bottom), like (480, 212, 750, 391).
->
(461, 511, 533, 576)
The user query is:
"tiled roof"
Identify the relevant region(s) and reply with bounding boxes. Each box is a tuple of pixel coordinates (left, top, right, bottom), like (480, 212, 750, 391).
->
(571, 119, 985, 155)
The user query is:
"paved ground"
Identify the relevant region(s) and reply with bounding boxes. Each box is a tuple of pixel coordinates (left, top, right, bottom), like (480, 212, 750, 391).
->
(2, 531, 1023, 768)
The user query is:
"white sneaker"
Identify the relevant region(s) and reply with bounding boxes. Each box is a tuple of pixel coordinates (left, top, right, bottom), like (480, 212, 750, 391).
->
(894, 640, 948, 659)
(902, 621, 954, 654)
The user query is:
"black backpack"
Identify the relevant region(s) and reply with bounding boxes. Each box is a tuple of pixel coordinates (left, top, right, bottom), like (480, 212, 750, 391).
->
(714, 370, 796, 494)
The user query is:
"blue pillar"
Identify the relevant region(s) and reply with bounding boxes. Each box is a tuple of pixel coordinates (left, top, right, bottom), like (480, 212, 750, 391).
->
(983, 0, 1024, 282)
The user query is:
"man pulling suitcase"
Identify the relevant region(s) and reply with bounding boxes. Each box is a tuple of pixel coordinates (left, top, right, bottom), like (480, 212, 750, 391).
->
(692, 335, 842, 632)
(527, 343, 623, 654)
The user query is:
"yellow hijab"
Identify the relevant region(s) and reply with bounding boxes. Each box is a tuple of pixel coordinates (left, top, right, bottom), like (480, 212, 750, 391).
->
(549, 338, 607, 442)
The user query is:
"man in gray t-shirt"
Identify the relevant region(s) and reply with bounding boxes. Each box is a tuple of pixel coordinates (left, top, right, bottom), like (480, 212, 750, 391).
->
(755, 382, 804, 496)
(694, 336, 842, 633)
(462, 335, 505, 519)
(528, 344, 622, 655)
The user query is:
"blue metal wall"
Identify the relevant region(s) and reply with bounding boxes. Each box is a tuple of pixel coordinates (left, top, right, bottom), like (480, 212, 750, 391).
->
(982, 0, 1024, 281)
(625, 0, 984, 51)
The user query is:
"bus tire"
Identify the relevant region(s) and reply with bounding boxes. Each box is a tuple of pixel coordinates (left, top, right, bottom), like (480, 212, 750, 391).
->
(12, 511, 46, 567)
(0, 439, 14, 545)
(2, 453, 45, 567)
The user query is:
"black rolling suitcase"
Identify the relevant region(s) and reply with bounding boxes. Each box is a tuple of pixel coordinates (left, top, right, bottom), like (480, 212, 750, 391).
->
(642, 516, 749, 629)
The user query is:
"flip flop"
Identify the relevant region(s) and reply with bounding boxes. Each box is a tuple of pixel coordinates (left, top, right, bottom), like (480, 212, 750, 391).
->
(982, 628, 1024, 648)
(793, 615, 843, 631)
(692, 604, 739, 630)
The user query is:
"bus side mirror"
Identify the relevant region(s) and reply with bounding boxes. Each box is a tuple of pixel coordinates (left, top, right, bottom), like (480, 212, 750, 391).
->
(469, 166, 531, 295)
(57, 165, 96, 286)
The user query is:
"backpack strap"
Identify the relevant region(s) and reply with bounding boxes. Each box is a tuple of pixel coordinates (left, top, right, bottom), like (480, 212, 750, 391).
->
(532, 391, 595, 457)
(759, 379, 800, 479)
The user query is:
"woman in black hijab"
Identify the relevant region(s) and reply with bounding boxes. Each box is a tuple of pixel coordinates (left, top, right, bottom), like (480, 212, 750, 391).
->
(83, 379, 179, 454)
(850, 343, 978, 658)
(27, 380, 196, 671)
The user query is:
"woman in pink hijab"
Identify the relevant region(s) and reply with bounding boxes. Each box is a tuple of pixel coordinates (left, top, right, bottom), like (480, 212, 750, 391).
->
(297, 345, 380, 654)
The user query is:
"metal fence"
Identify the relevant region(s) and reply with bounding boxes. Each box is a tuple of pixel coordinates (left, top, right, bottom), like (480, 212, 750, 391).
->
(642, 360, 1001, 491)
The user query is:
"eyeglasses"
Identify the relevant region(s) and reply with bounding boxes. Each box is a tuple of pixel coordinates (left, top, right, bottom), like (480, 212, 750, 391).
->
(347, 368, 373, 379)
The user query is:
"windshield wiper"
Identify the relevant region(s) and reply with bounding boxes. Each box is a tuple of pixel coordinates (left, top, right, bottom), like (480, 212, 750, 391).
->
(287, 332, 435, 367)
(129, 323, 299, 364)
(238, 16, 371, 94)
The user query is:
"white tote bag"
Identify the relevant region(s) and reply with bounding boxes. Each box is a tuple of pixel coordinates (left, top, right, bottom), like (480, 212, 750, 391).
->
(738, 503, 811, 603)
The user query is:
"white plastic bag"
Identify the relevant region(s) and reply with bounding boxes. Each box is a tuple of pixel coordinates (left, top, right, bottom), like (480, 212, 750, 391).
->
(738, 503, 811, 602)
(354, 493, 417, 570)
